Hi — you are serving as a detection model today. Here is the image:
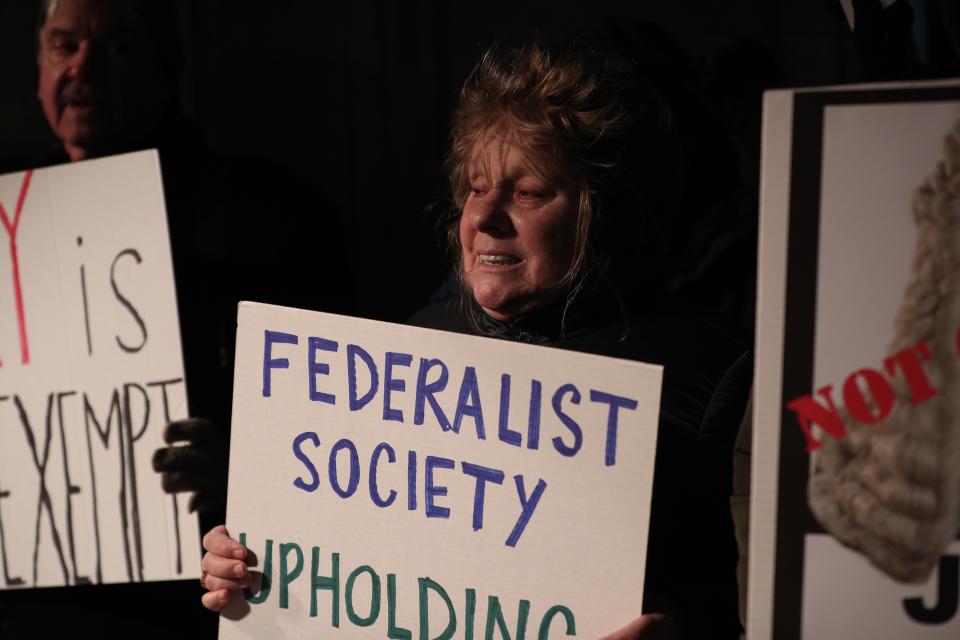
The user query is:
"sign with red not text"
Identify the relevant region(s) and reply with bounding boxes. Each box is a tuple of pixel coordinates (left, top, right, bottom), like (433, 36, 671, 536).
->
(0, 150, 198, 589)
(750, 81, 960, 639)
(221, 302, 662, 639)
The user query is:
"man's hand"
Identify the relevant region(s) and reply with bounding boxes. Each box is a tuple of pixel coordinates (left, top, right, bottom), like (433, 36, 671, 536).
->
(152, 417, 228, 514)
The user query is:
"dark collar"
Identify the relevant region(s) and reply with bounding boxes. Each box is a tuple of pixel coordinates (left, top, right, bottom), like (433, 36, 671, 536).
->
(471, 278, 629, 346)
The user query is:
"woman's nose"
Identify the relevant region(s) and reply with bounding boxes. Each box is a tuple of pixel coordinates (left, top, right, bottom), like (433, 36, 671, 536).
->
(469, 189, 513, 236)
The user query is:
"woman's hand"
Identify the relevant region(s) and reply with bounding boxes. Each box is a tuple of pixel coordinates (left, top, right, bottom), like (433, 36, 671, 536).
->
(200, 525, 250, 612)
(196, 528, 682, 634)
(152, 417, 229, 514)
(600, 614, 678, 640)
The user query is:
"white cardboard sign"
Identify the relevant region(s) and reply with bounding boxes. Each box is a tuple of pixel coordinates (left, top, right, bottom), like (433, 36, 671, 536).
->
(750, 81, 960, 639)
(221, 302, 663, 639)
(0, 150, 199, 589)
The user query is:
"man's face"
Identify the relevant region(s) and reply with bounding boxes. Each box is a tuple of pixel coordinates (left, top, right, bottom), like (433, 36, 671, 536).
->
(37, 0, 170, 161)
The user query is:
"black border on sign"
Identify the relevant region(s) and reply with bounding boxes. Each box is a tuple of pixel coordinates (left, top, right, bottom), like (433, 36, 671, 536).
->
(772, 84, 960, 640)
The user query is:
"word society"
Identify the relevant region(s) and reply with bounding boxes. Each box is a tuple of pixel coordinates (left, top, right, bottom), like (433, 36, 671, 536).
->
(261, 329, 644, 548)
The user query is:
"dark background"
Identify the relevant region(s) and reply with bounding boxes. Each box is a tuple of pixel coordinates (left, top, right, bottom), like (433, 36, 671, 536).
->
(1, 0, 957, 322)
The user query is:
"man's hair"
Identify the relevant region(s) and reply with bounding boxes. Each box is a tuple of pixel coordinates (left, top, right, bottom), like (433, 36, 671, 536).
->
(36, 0, 183, 85)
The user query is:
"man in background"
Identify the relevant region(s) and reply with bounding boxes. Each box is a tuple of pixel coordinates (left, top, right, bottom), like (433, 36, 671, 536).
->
(1, 0, 352, 635)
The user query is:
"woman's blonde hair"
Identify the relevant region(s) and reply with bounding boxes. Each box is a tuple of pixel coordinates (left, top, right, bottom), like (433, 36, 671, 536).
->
(442, 40, 671, 316)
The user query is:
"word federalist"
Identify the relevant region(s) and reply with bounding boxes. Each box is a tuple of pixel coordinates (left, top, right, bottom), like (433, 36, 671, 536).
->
(261, 329, 641, 548)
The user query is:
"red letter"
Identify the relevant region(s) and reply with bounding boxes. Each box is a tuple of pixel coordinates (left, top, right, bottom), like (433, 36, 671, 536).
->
(884, 342, 938, 405)
(786, 385, 845, 452)
(0, 169, 34, 366)
(843, 368, 894, 424)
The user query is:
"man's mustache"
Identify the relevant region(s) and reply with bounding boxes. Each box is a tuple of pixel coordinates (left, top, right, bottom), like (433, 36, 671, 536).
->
(58, 81, 104, 109)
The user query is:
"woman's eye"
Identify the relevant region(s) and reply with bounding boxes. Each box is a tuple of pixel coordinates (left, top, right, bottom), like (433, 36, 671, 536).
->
(516, 189, 547, 201)
(469, 187, 487, 197)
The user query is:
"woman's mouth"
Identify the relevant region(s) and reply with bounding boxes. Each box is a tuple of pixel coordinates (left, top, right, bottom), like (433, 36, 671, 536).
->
(477, 253, 522, 267)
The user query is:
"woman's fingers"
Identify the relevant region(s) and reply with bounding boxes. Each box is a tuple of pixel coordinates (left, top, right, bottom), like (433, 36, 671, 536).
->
(201, 571, 251, 592)
(599, 614, 674, 640)
(202, 588, 232, 612)
(200, 525, 250, 612)
(202, 524, 248, 560)
(203, 550, 250, 582)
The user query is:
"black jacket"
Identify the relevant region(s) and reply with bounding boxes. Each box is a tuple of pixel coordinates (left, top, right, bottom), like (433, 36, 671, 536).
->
(410, 291, 752, 639)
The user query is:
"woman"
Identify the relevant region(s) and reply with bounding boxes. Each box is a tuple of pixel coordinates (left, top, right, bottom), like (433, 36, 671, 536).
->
(201, 37, 751, 639)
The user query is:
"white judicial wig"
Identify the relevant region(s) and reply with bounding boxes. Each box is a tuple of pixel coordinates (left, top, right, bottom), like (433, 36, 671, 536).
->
(0, 150, 198, 588)
(220, 302, 663, 639)
(750, 80, 960, 639)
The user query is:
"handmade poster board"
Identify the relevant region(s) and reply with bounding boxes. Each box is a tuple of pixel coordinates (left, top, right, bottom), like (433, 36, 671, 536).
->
(750, 80, 960, 639)
(220, 302, 663, 638)
(0, 150, 198, 589)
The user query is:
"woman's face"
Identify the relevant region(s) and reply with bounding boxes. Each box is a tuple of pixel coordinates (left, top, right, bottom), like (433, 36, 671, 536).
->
(459, 136, 579, 320)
